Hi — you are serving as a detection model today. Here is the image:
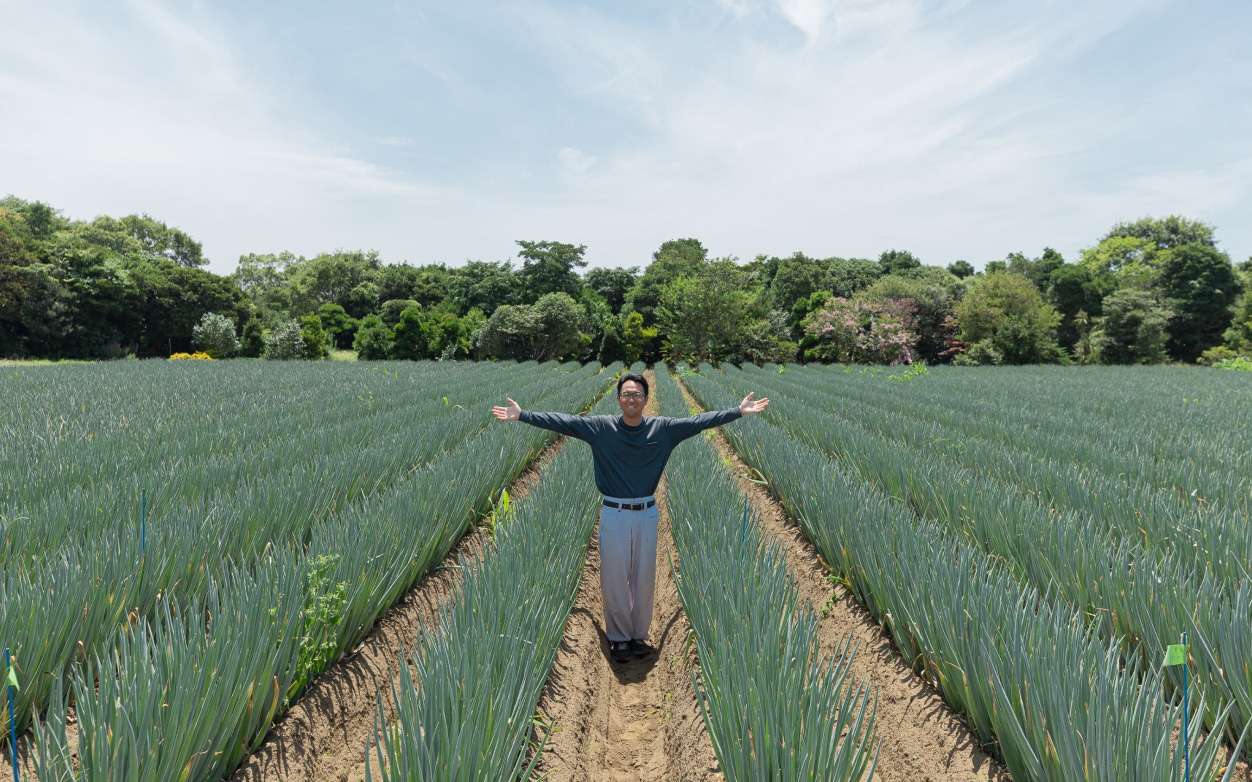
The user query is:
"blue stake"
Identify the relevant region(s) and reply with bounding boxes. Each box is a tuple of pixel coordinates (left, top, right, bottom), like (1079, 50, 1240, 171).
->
(141, 489, 147, 554)
(6, 647, 16, 782)
(1183, 631, 1189, 782)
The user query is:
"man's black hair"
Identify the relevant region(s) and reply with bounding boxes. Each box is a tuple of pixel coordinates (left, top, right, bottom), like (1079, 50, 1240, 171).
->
(617, 372, 649, 397)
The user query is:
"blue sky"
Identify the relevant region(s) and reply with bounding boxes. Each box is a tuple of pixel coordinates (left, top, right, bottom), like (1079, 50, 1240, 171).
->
(2, 0, 1249, 274)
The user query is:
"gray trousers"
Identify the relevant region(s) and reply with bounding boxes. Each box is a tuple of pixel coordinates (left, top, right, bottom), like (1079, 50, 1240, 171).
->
(598, 495, 659, 643)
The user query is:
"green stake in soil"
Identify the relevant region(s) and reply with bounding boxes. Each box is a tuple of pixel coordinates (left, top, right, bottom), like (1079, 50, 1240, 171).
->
(1165, 634, 1188, 781)
(6, 647, 17, 782)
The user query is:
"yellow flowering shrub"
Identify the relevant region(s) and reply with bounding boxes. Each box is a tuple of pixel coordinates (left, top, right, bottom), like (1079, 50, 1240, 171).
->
(168, 352, 214, 361)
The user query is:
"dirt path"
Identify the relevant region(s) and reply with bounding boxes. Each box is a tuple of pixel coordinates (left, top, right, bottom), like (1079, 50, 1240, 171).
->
(231, 434, 569, 782)
(676, 376, 1009, 782)
(532, 372, 721, 782)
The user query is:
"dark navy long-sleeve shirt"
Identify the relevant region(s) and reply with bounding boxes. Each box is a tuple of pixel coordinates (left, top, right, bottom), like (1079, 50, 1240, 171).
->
(517, 408, 743, 498)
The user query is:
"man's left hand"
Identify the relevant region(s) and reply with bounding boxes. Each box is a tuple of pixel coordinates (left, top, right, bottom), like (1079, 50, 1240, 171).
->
(739, 392, 769, 415)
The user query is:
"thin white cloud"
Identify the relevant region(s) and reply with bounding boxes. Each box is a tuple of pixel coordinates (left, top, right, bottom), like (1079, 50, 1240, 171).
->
(0, 0, 434, 266)
(491, 0, 1246, 266)
(557, 148, 598, 180)
(1, 0, 1248, 274)
(776, 0, 832, 40)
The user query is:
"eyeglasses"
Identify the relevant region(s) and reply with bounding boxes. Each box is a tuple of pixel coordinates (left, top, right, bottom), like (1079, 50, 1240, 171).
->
(618, 392, 646, 400)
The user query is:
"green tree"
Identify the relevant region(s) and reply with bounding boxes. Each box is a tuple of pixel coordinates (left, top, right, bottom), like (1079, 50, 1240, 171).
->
(656, 260, 754, 364)
(353, 314, 392, 360)
(584, 266, 638, 314)
(72, 217, 147, 257)
(1157, 243, 1242, 362)
(954, 272, 1064, 364)
(420, 309, 471, 359)
(459, 308, 487, 359)
(1091, 289, 1171, 364)
(118, 214, 206, 267)
(624, 238, 708, 325)
(477, 293, 584, 361)
(531, 292, 585, 360)
(1047, 263, 1114, 350)
(516, 240, 587, 302)
(1069, 310, 1098, 365)
(791, 290, 834, 348)
(376, 263, 448, 308)
(379, 299, 419, 328)
(768, 253, 825, 318)
(3, 263, 76, 357)
(287, 250, 383, 318)
(477, 305, 539, 360)
(1222, 259, 1252, 354)
(317, 302, 356, 349)
(233, 251, 300, 324)
(0, 197, 69, 240)
(1006, 248, 1065, 291)
(389, 306, 428, 360)
(1078, 236, 1158, 290)
(878, 249, 921, 276)
(240, 318, 265, 358)
(446, 260, 518, 316)
(620, 311, 658, 364)
(947, 260, 975, 279)
(1104, 215, 1215, 250)
(1, 198, 244, 358)
(738, 311, 798, 365)
(951, 339, 1004, 367)
(896, 265, 959, 287)
(821, 258, 881, 298)
(25, 236, 143, 358)
(577, 289, 622, 362)
(131, 259, 249, 356)
(300, 314, 327, 359)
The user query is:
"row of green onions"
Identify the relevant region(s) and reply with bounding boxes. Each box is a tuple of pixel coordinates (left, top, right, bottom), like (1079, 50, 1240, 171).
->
(653, 365, 878, 781)
(26, 362, 619, 780)
(720, 362, 1252, 743)
(680, 367, 1243, 782)
(364, 366, 634, 780)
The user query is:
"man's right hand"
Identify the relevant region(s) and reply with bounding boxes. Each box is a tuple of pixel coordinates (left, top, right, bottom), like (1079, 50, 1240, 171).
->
(491, 398, 521, 421)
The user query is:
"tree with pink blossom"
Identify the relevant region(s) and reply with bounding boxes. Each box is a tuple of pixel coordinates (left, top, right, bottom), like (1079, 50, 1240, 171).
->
(801, 296, 919, 365)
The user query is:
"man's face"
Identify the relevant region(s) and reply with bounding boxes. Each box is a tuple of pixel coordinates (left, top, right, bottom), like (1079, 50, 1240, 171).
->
(617, 380, 647, 417)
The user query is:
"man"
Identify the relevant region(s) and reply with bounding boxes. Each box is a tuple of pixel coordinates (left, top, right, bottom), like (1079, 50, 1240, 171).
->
(492, 371, 768, 663)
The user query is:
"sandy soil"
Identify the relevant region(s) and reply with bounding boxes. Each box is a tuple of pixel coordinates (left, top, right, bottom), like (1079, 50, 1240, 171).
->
(530, 480, 721, 782)
(531, 372, 721, 782)
(0, 718, 64, 779)
(676, 376, 1010, 782)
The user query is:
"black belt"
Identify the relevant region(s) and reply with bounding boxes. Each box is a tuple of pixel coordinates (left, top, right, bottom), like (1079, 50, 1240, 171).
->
(603, 499, 656, 511)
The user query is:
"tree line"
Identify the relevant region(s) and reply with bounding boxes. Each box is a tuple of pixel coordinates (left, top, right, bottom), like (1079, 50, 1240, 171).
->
(2, 196, 1249, 366)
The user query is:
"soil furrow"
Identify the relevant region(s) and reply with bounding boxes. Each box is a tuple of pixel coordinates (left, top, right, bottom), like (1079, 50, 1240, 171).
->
(676, 376, 1009, 782)
(532, 371, 721, 782)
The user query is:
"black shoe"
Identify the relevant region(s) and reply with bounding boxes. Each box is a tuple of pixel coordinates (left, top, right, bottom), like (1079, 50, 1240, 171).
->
(611, 641, 632, 663)
(630, 639, 654, 657)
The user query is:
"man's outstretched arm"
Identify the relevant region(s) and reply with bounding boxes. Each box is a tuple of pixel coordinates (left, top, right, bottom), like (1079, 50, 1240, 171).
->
(667, 392, 770, 442)
(491, 398, 595, 440)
